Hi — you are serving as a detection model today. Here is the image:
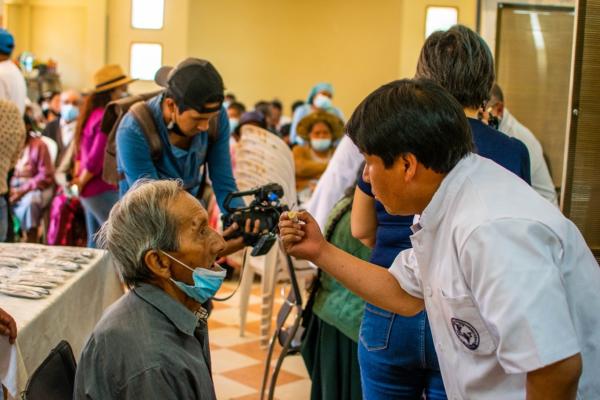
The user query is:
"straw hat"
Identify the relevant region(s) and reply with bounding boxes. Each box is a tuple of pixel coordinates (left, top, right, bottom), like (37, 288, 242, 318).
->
(296, 111, 344, 141)
(93, 64, 135, 93)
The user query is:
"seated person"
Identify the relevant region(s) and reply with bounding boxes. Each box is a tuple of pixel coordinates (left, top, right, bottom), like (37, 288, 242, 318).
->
(10, 116, 55, 242)
(293, 111, 344, 197)
(75, 180, 231, 399)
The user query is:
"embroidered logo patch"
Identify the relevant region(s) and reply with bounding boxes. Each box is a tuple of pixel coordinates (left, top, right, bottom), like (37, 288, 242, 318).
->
(451, 318, 480, 350)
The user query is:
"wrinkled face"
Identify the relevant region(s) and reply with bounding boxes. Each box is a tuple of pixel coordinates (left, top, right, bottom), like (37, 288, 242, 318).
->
(309, 121, 333, 141)
(169, 98, 221, 136)
(167, 192, 225, 285)
(362, 154, 413, 216)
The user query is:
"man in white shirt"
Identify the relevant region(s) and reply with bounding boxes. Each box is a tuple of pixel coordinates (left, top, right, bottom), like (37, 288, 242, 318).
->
(487, 84, 558, 205)
(280, 79, 600, 399)
(0, 29, 26, 116)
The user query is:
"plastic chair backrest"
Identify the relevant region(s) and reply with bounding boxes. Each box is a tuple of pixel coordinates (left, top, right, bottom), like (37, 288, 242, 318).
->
(237, 126, 297, 207)
(40, 136, 58, 165)
(21, 340, 77, 400)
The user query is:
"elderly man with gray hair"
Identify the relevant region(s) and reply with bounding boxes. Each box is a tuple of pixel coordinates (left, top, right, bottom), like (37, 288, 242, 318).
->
(74, 180, 229, 399)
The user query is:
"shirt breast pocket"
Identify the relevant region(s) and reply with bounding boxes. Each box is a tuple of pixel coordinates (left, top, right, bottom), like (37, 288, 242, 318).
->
(439, 289, 497, 356)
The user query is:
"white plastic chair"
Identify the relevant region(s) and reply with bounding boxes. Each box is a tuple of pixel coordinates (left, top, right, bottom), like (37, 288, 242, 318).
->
(235, 126, 316, 347)
(40, 136, 58, 165)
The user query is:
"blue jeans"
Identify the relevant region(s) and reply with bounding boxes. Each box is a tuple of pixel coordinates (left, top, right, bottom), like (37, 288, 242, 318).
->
(0, 196, 7, 242)
(80, 190, 118, 248)
(359, 305, 446, 400)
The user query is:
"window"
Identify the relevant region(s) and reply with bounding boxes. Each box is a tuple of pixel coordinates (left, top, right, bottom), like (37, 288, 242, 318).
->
(130, 43, 162, 80)
(425, 6, 458, 39)
(131, 0, 164, 29)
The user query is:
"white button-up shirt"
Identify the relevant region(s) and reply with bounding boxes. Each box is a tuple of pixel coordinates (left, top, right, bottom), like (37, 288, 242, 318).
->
(390, 154, 600, 399)
(499, 109, 557, 206)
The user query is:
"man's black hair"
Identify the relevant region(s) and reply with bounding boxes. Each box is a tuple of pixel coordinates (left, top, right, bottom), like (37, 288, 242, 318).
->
(291, 100, 304, 114)
(416, 25, 495, 109)
(254, 101, 271, 119)
(490, 83, 504, 103)
(270, 99, 283, 111)
(346, 79, 474, 174)
(227, 101, 246, 114)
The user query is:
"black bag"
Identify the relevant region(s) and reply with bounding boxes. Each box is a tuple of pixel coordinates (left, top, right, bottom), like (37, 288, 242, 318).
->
(21, 340, 77, 400)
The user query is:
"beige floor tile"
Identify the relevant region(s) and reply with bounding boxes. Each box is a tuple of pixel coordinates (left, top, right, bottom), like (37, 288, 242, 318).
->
(280, 354, 309, 379)
(211, 349, 261, 374)
(222, 363, 304, 390)
(211, 307, 261, 326)
(213, 374, 256, 399)
(229, 340, 282, 362)
(210, 327, 261, 347)
(269, 379, 312, 400)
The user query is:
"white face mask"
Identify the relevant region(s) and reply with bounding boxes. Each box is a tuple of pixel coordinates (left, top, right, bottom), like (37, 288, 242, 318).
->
(313, 94, 332, 109)
(311, 138, 332, 152)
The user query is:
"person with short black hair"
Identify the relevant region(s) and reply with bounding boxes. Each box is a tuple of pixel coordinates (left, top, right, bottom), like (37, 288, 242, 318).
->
(226, 101, 245, 136)
(280, 78, 600, 399)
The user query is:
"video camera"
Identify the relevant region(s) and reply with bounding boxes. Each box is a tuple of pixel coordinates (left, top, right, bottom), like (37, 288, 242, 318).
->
(221, 183, 288, 256)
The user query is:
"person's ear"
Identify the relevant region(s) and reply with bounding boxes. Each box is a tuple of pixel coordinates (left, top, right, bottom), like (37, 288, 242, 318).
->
(402, 153, 419, 182)
(144, 250, 172, 279)
(496, 102, 505, 117)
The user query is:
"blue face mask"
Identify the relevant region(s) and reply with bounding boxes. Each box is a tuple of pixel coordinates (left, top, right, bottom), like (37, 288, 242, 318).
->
(313, 94, 332, 110)
(60, 104, 79, 123)
(311, 138, 332, 152)
(228, 118, 239, 135)
(161, 251, 226, 304)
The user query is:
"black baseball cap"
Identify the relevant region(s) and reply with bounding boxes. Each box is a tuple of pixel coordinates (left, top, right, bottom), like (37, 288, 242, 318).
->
(155, 58, 224, 114)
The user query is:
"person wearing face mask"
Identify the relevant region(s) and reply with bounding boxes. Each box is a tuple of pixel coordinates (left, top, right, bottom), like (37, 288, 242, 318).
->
(116, 58, 250, 256)
(73, 64, 134, 247)
(74, 180, 236, 399)
(42, 89, 82, 167)
(290, 83, 345, 145)
(293, 111, 344, 201)
(226, 101, 245, 136)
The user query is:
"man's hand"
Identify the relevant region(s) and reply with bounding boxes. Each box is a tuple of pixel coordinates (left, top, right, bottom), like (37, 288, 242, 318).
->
(218, 219, 260, 257)
(0, 307, 17, 344)
(278, 211, 327, 263)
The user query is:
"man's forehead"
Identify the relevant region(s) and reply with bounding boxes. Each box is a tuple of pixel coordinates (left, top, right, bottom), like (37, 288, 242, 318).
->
(171, 193, 207, 223)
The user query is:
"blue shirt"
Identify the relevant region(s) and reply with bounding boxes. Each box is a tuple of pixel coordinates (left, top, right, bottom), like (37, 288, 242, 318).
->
(116, 94, 244, 210)
(358, 118, 532, 268)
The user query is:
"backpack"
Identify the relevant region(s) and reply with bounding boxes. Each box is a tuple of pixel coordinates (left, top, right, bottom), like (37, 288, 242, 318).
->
(101, 91, 220, 187)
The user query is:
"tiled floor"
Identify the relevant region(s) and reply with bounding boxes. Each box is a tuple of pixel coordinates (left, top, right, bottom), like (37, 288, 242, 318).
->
(209, 280, 311, 400)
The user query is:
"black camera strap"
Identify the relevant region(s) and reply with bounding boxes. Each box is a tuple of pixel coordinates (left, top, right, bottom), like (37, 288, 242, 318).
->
(212, 247, 248, 302)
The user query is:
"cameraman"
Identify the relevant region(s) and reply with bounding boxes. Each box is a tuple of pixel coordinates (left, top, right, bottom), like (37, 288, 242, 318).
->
(116, 58, 249, 253)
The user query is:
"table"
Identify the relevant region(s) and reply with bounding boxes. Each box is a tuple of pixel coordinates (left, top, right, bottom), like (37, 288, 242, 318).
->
(0, 244, 124, 399)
